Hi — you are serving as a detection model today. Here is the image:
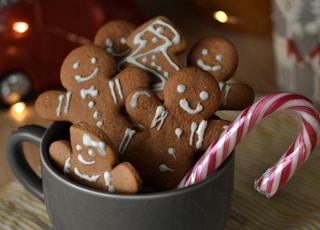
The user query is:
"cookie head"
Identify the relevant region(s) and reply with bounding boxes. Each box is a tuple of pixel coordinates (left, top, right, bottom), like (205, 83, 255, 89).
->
(60, 44, 117, 88)
(164, 67, 221, 119)
(94, 20, 137, 58)
(187, 36, 238, 81)
(121, 16, 187, 94)
(69, 122, 117, 182)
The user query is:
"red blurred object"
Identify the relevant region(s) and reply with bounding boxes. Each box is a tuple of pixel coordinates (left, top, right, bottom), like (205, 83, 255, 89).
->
(0, 0, 145, 105)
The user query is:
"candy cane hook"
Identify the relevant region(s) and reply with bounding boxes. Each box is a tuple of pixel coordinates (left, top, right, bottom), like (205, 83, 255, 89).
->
(178, 92, 320, 197)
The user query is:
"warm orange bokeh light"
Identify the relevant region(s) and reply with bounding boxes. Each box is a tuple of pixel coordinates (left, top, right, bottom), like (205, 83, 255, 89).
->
(12, 101, 27, 114)
(213, 10, 229, 23)
(12, 22, 29, 33)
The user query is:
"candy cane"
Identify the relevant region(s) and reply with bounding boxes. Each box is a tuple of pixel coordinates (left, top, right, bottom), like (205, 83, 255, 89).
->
(178, 92, 320, 197)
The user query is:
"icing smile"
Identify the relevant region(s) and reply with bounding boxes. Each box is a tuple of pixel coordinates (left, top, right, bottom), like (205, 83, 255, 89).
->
(75, 67, 99, 83)
(196, 59, 221, 72)
(77, 154, 95, 165)
(179, 99, 203, 114)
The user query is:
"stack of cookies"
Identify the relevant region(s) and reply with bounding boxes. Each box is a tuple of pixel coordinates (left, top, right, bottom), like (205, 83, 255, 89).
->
(35, 16, 254, 193)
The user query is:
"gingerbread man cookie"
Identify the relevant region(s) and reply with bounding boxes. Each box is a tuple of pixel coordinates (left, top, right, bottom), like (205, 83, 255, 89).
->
(187, 36, 254, 110)
(35, 44, 149, 152)
(49, 121, 142, 193)
(120, 16, 187, 96)
(122, 67, 230, 190)
(94, 19, 137, 62)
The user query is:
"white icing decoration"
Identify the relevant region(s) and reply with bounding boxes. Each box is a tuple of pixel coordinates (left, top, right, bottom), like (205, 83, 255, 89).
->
(202, 48, 208, 55)
(196, 52, 224, 72)
(83, 133, 106, 156)
(63, 156, 71, 175)
(151, 106, 168, 130)
(130, 91, 151, 108)
(56, 91, 72, 116)
(96, 121, 103, 128)
(77, 154, 95, 165)
(219, 82, 232, 106)
(168, 148, 176, 159)
(190, 122, 197, 146)
(119, 128, 136, 154)
(93, 111, 101, 119)
(109, 78, 123, 104)
(177, 84, 186, 94)
(73, 61, 80, 69)
(152, 36, 158, 43)
(88, 149, 96, 157)
(195, 120, 208, 149)
(159, 164, 174, 172)
(91, 57, 97, 64)
(80, 85, 98, 99)
(104, 171, 115, 193)
(179, 99, 203, 114)
(120, 18, 182, 92)
(88, 101, 95, 108)
(120, 37, 126, 44)
(74, 167, 100, 182)
(106, 38, 130, 57)
(175, 128, 183, 138)
(75, 66, 99, 82)
(197, 59, 222, 72)
(76, 144, 82, 151)
(189, 120, 208, 149)
(216, 54, 223, 62)
(199, 91, 209, 101)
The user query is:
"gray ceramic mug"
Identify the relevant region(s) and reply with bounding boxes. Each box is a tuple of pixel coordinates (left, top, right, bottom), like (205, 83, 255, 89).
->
(6, 121, 234, 230)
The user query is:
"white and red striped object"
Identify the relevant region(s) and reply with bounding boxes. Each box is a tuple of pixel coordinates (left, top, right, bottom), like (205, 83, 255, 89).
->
(178, 92, 320, 197)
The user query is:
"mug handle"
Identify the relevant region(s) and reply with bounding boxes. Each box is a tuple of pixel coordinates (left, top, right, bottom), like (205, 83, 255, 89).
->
(6, 124, 46, 201)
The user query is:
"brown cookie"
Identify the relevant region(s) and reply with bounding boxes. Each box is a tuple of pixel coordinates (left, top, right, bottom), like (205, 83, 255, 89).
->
(35, 44, 150, 151)
(219, 82, 255, 110)
(94, 19, 137, 61)
(187, 36, 238, 81)
(120, 15, 187, 96)
(188, 36, 254, 109)
(49, 121, 142, 193)
(121, 67, 230, 191)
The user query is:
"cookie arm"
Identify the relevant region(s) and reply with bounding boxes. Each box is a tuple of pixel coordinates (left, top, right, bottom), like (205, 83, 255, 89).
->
(219, 83, 255, 110)
(114, 66, 150, 100)
(199, 119, 230, 152)
(125, 88, 163, 128)
(111, 162, 142, 193)
(35, 90, 73, 121)
(49, 140, 71, 174)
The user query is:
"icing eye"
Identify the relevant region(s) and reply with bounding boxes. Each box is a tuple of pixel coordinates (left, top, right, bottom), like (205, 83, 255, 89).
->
(105, 38, 113, 47)
(73, 61, 80, 69)
(88, 149, 96, 157)
(76, 144, 83, 151)
(177, 84, 186, 94)
(199, 91, 209, 101)
(201, 48, 208, 56)
(120, 37, 126, 44)
(91, 57, 97, 64)
(216, 54, 223, 62)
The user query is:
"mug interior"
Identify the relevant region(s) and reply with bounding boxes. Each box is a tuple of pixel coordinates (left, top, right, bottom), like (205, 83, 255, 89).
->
(39, 122, 234, 230)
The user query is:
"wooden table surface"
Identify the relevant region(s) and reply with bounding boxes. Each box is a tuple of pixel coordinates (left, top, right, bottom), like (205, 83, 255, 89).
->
(0, 0, 277, 189)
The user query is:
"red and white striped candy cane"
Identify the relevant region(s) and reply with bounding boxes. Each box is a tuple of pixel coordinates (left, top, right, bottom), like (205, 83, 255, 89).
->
(178, 92, 320, 197)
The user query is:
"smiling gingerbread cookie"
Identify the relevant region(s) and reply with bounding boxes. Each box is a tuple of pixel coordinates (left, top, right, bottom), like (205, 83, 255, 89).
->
(49, 121, 142, 193)
(187, 36, 254, 110)
(35, 44, 149, 151)
(121, 67, 230, 190)
(94, 19, 137, 62)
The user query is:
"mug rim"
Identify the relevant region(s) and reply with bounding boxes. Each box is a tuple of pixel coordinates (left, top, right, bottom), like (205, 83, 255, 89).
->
(40, 121, 235, 200)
